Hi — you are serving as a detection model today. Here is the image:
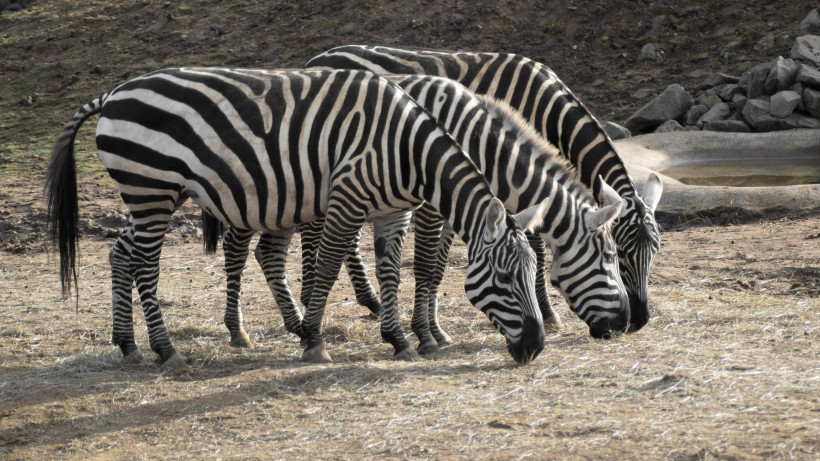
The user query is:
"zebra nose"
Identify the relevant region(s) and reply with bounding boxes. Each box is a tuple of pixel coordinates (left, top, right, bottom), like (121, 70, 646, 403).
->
(510, 316, 545, 364)
(626, 292, 650, 333)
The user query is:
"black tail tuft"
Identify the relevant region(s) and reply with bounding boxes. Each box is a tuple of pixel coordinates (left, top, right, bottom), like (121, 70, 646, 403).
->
(44, 96, 105, 299)
(201, 210, 224, 255)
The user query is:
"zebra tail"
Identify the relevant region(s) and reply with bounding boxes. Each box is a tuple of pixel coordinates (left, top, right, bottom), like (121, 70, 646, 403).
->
(201, 210, 224, 255)
(44, 94, 106, 299)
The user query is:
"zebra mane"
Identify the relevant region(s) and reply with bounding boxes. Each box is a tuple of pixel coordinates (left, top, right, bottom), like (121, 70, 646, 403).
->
(475, 94, 594, 204)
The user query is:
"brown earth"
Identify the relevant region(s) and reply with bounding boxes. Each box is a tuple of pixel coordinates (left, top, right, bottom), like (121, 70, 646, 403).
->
(1, 1, 819, 460)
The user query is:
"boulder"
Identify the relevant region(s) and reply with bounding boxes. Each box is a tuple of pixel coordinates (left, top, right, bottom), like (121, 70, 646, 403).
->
(696, 90, 723, 108)
(601, 121, 632, 140)
(795, 63, 820, 89)
(742, 98, 820, 131)
(731, 93, 748, 111)
(703, 120, 752, 133)
(799, 9, 820, 32)
(738, 62, 771, 99)
(683, 104, 709, 126)
(791, 35, 820, 66)
(770, 91, 802, 117)
(625, 84, 693, 133)
(717, 83, 743, 102)
(654, 119, 684, 133)
(763, 57, 800, 94)
(699, 72, 740, 90)
(804, 87, 820, 118)
(697, 102, 731, 127)
(790, 82, 806, 111)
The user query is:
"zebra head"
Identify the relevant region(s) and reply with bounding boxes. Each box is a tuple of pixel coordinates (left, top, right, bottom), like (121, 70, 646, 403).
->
(528, 178, 630, 339)
(612, 172, 664, 332)
(465, 198, 546, 365)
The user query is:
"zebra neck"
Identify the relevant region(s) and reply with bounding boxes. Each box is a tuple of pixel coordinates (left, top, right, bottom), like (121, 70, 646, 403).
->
(533, 178, 594, 253)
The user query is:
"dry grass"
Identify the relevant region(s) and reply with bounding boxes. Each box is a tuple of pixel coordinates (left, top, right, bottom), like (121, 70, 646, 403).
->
(1, 209, 818, 460)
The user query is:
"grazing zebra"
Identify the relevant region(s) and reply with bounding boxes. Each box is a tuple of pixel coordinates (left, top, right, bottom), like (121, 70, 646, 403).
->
(305, 45, 664, 333)
(213, 74, 630, 352)
(45, 68, 547, 368)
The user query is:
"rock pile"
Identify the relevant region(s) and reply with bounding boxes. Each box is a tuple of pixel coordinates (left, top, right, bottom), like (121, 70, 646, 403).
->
(619, 10, 820, 137)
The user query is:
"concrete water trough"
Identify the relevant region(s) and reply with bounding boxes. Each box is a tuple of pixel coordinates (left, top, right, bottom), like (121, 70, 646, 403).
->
(614, 129, 820, 220)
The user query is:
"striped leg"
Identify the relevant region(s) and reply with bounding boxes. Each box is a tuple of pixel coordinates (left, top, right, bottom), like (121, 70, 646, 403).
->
(427, 223, 456, 347)
(254, 230, 303, 340)
(300, 198, 367, 363)
(410, 204, 446, 354)
(130, 209, 186, 371)
(223, 226, 255, 349)
(526, 232, 563, 331)
(110, 215, 140, 361)
(372, 212, 416, 360)
(300, 220, 380, 317)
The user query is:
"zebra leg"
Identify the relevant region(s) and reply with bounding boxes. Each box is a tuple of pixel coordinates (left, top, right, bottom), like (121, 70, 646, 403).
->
(300, 199, 367, 363)
(372, 211, 416, 361)
(300, 220, 380, 317)
(427, 223, 456, 347)
(410, 204, 445, 355)
(526, 232, 563, 331)
(223, 226, 256, 349)
(130, 215, 186, 372)
(343, 229, 381, 317)
(298, 220, 322, 309)
(254, 230, 304, 340)
(110, 215, 142, 362)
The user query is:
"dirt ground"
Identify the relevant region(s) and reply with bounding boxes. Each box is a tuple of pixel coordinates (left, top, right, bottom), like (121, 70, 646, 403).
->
(1, 1, 819, 460)
(1, 173, 818, 460)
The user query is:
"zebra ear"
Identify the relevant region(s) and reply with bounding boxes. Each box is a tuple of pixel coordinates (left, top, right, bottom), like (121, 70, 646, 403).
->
(513, 200, 549, 233)
(586, 194, 623, 231)
(642, 173, 663, 213)
(484, 198, 507, 239)
(596, 176, 627, 219)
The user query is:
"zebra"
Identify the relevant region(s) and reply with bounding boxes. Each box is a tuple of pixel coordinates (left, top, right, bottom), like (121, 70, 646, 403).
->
(45, 67, 547, 369)
(304, 45, 664, 333)
(206, 74, 630, 353)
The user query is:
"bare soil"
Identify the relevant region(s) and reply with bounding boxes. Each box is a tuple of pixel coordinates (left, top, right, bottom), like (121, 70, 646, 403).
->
(1, 1, 818, 460)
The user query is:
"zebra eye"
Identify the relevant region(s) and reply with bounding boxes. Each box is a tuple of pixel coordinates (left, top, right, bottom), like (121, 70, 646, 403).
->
(604, 252, 616, 264)
(497, 270, 512, 285)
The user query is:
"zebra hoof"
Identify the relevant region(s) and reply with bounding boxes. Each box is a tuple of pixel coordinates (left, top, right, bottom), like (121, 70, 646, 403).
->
(393, 347, 420, 361)
(121, 350, 144, 365)
(416, 340, 439, 356)
(229, 331, 255, 349)
(434, 332, 454, 347)
(302, 344, 333, 364)
(160, 351, 190, 374)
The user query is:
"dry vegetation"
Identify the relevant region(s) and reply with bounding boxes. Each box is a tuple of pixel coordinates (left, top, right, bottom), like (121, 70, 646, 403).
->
(1, 1, 819, 459)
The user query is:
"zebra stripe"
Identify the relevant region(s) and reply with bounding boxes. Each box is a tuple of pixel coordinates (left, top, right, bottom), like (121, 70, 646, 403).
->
(46, 68, 546, 366)
(306, 45, 664, 332)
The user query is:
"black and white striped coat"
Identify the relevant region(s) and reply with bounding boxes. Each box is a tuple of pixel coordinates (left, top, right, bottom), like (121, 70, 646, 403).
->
(306, 45, 664, 333)
(219, 75, 631, 353)
(45, 68, 546, 367)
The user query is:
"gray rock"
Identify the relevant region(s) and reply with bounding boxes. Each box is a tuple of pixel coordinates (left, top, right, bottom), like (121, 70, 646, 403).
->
(697, 102, 731, 127)
(764, 57, 800, 94)
(625, 84, 693, 133)
(601, 120, 632, 140)
(799, 9, 820, 32)
(738, 62, 771, 99)
(795, 63, 820, 89)
(731, 93, 748, 111)
(791, 82, 806, 111)
(699, 73, 740, 90)
(742, 98, 820, 131)
(791, 35, 820, 66)
(804, 87, 820, 118)
(640, 43, 663, 61)
(717, 83, 743, 102)
(770, 90, 802, 117)
(703, 120, 752, 133)
(696, 89, 723, 108)
(683, 104, 709, 126)
(654, 119, 684, 133)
